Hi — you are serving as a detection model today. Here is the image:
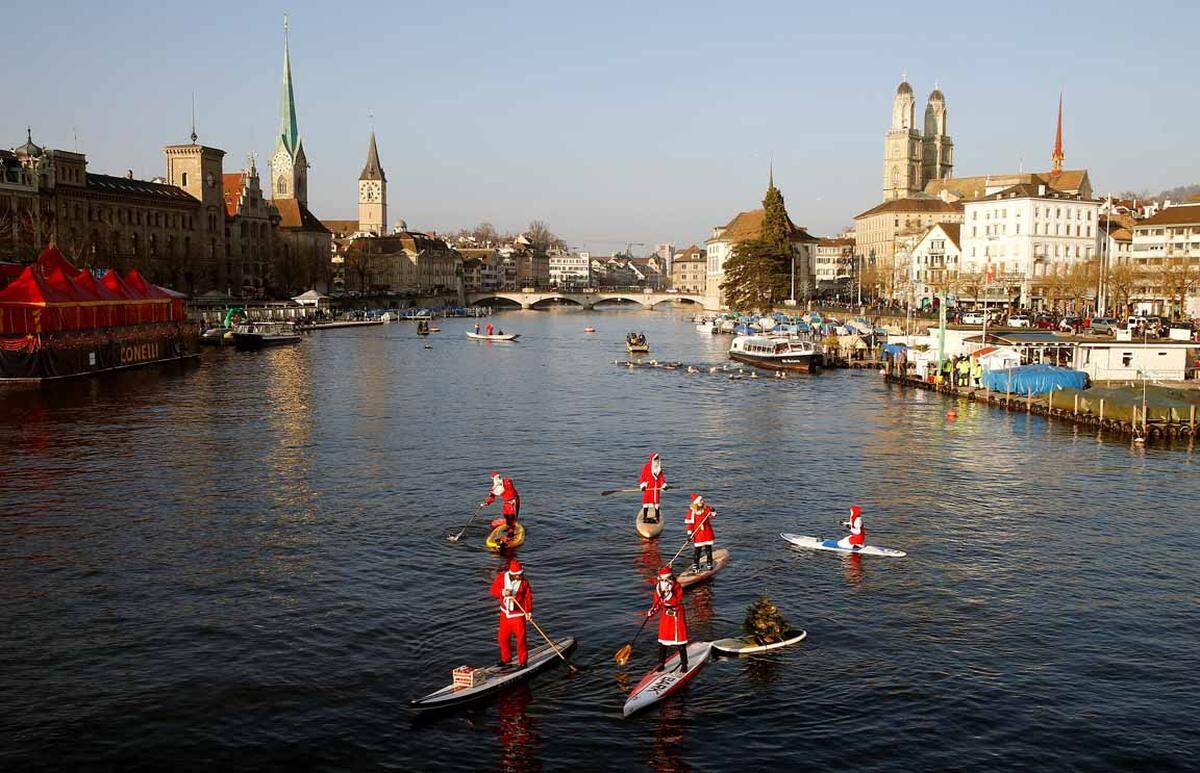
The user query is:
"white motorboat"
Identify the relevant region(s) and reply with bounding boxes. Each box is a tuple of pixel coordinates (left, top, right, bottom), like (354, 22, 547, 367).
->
(466, 331, 520, 342)
(232, 321, 302, 350)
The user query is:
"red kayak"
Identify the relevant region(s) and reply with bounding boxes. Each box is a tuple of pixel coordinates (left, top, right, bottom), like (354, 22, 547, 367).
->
(622, 641, 711, 717)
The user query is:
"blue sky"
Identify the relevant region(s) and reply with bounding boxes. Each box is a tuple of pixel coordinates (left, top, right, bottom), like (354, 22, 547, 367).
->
(7, 1, 1198, 252)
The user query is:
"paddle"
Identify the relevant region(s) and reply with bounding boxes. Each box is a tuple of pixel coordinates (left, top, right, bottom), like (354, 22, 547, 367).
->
(447, 503, 485, 543)
(510, 598, 578, 674)
(600, 484, 669, 497)
(614, 612, 652, 666)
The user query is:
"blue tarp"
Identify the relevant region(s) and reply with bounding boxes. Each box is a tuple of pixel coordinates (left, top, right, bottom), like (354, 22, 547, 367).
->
(883, 343, 907, 356)
(981, 364, 1088, 395)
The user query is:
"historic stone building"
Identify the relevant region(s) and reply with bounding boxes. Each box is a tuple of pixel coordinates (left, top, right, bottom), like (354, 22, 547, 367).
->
(854, 197, 964, 299)
(267, 17, 331, 294)
(341, 231, 462, 298)
(884, 79, 953, 201)
(358, 133, 387, 236)
(670, 244, 705, 293)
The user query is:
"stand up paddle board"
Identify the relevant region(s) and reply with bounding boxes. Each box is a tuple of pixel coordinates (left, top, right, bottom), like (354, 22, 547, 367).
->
(486, 522, 526, 551)
(677, 548, 730, 587)
(711, 629, 807, 656)
(410, 637, 577, 712)
(780, 533, 906, 558)
(635, 508, 665, 540)
(622, 641, 711, 717)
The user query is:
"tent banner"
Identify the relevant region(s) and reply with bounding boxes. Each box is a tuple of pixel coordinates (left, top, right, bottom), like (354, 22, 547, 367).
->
(0, 323, 198, 380)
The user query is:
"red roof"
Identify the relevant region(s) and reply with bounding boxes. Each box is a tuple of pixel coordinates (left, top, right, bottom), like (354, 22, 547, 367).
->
(0, 265, 76, 305)
(223, 173, 246, 218)
(44, 266, 98, 301)
(102, 269, 144, 299)
(33, 244, 82, 279)
(73, 270, 124, 301)
(125, 269, 171, 299)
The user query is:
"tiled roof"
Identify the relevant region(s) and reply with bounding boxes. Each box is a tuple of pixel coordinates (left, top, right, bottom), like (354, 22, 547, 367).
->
(1137, 203, 1200, 227)
(711, 209, 817, 244)
(925, 170, 1090, 200)
(321, 219, 360, 236)
(674, 244, 704, 262)
(86, 173, 197, 203)
(273, 198, 331, 232)
(817, 237, 855, 247)
(979, 182, 1086, 201)
(855, 196, 963, 220)
(933, 222, 962, 249)
(222, 173, 245, 218)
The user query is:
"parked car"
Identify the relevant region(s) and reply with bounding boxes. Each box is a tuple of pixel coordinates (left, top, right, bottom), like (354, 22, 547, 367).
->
(1089, 317, 1120, 335)
(961, 311, 986, 325)
(1007, 314, 1031, 328)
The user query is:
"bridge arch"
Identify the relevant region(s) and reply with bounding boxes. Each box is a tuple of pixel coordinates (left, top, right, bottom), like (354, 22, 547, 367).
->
(472, 295, 523, 310)
(529, 295, 585, 309)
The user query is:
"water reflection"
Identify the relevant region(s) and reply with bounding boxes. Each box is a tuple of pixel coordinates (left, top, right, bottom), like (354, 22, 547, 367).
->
(648, 698, 691, 773)
(841, 553, 865, 587)
(496, 683, 540, 773)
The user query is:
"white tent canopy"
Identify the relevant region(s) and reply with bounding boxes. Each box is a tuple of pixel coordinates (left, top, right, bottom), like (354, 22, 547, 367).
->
(292, 289, 329, 307)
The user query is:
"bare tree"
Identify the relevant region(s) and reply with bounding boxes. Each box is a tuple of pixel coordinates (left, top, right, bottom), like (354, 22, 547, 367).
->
(1158, 257, 1200, 318)
(1105, 261, 1139, 316)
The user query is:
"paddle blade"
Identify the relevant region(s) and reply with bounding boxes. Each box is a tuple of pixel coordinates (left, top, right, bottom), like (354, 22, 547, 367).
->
(614, 643, 633, 666)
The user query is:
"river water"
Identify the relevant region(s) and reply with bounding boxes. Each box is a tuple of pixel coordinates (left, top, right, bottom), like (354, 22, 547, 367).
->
(2, 309, 1197, 771)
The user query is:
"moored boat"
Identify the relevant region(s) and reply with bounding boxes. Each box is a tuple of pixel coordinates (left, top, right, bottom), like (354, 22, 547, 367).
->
(729, 335, 820, 373)
(232, 321, 302, 350)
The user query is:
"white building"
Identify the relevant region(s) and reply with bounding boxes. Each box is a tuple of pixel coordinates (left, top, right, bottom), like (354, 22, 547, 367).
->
(907, 223, 962, 307)
(1130, 202, 1200, 317)
(960, 182, 1101, 309)
(814, 237, 856, 290)
(705, 209, 817, 308)
(549, 250, 591, 288)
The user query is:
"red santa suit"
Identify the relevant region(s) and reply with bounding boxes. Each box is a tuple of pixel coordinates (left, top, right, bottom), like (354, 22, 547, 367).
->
(685, 496, 715, 547)
(649, 570, 688, 645)
(484, 473, 521, 527)
(639, 453, 666, 507)
(490, 560, 533, 666)
(837, 505, 866, 549)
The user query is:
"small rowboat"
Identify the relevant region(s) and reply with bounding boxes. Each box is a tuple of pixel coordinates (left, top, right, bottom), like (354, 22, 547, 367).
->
(711, 629, 807, 656)
(635, 508, 664, 540)
(622, 641, 711, 717)
(780, 533, 906, 558)
(410, 637, 578, 712)
(486, 522, 526, 551)
(677, 548, 730, 587)
(627, 343, 650, 354)
(467, 332, 520, 341)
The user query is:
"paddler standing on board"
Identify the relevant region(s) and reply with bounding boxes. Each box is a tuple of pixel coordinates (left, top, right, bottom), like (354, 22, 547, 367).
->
(482, 472, 521, 538)
(837, 505, 866, 550)
(648, 566, 689, 673)
(685, 493, 716, 571)
(638, 453, 666, 525)
(491, 559, 533, 667)
(486, 322, 495, 336)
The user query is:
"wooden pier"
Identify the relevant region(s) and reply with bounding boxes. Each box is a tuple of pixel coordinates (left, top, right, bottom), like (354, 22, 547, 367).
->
(883, 372, 1199, 445)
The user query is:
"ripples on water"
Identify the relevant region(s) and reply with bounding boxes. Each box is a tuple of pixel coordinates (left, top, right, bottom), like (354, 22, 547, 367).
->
(1, 310, 1198, 771)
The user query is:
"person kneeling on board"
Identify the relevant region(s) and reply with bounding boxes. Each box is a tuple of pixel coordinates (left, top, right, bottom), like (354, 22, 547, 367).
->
(482, 472, 521, 536)
(648, 567, 689, 673)
(837, 505, 866, 550)
(638, 453, 666, 524)
(685, 493, 716, 570)
(491, 559, 533, 668)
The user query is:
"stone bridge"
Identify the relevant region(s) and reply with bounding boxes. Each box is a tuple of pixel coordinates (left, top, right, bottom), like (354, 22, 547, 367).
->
(466, 290, 716, 311)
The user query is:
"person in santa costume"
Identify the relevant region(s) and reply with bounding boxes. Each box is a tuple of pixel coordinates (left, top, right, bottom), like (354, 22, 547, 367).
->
(638, 453, 667, 524)
(647, 566, 689, 672)
(482, 472, 521, 535)
(837, 505, 866, 549)
(490, 559, 533, 667)
(684, 493, 716, 570)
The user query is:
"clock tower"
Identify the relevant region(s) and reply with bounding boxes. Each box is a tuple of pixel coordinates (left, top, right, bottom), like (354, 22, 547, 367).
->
(268, 15, 308, 207)
(357, 132, 387, 236)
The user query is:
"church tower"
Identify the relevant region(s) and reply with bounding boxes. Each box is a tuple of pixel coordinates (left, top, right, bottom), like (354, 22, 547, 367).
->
(268, 15, 308, 206)
(358, 132, 387, 236)
(883, 79, 923, 200)
(922, 87, 953, 183)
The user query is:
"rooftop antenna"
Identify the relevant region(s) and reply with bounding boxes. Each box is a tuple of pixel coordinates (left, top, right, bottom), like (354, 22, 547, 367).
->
(190, 91, 198, 144)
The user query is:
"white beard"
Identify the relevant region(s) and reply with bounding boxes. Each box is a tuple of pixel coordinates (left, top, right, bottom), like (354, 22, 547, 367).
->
(492, 479, 504, 496)
(651, 460, 661, 476)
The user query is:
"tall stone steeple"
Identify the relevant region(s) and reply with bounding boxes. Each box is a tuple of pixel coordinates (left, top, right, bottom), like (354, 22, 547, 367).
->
(269, 14, 308, 205)
(358, 132, 387, 236)
(922, 85, 953, 183)
(883, 78, 923, 200)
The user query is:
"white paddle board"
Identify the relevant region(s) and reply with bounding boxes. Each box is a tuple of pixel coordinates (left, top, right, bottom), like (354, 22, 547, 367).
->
(622, 641, 711, 717)
(712, 629, 807, 656)
(780, 533, 906, 558)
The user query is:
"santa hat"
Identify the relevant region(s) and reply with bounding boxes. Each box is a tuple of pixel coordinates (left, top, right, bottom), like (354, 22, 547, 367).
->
(491, 471, 502, 480)
(690, 493, 704, 507)
(849, 505, 862, 518)
(657, 566, 673, 578)
(507, 560, 523, 574)
(650, 452, 660, 461)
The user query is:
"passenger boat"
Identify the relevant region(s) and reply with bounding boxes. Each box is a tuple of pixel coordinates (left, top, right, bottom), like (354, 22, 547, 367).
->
(0, 245, 199, 383)
(232, 321, 302, 350)
(728, 335, 820, 373)
(200, 326, 233, 346)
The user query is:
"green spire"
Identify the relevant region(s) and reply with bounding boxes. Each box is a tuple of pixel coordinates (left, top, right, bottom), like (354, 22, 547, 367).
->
(278, 14, 299, 154)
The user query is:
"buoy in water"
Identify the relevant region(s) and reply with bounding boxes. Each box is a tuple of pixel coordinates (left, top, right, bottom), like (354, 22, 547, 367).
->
(585, 327, 596, 333)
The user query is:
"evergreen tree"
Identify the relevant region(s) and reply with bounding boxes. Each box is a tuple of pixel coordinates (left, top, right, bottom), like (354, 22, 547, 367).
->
(721, 238, 789, 310)
(760, 172, 792, 257)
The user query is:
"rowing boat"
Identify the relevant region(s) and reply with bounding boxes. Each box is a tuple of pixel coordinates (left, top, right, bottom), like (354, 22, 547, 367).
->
(467, 332, 520, 341)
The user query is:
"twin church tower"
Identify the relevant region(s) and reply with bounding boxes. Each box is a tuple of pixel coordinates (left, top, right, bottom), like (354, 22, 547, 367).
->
(267, 16, 389, 236)
(883, 78, 953, 200)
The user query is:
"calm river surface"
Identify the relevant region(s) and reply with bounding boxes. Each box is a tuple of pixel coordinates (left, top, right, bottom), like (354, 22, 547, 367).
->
(2, 309, 1198, 771)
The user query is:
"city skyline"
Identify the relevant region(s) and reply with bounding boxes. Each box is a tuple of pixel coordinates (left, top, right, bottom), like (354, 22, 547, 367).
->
(6, 1, 1199, 251)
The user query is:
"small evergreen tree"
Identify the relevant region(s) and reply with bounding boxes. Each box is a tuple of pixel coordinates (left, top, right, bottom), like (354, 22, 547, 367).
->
(721, 238, 789, 310)
(743, 594, 790, 644)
